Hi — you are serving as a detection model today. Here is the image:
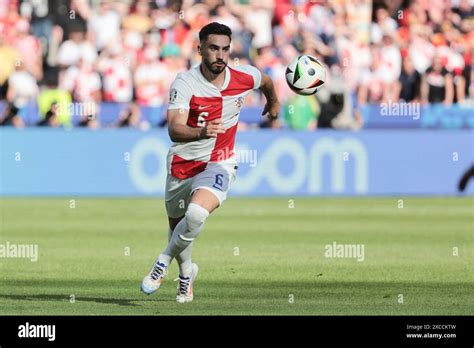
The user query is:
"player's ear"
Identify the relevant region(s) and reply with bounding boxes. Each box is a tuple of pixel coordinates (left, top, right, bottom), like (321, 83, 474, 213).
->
(198, 44, 202, 56)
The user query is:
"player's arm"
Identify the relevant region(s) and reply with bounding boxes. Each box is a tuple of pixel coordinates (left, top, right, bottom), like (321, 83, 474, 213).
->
(167, 108, 225, 143)
(259, 73, 280, 120)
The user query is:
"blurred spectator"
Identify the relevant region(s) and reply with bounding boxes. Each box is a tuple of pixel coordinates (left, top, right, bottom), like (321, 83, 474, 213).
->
(371, 6, 398, 44)
(283, 94, 319, 130)
(119, 27, 143, 70)
(19, 0, 53, 59)
(122, 0, 153, 34)
(60, 57, 101, 103)
(159, 43, 188, 97)
(213, 4, 243, 34)
(336, 26, 371, 92)
(434, 32, 466, 103)
(308, 1, 339, 66)
(357, 47, 386, 104)
(421, 55, 454, 105)
(0, 1, 22, 43)
(229, 0, 274, 49)
(116, 102, 149, 129)
(68, 0, 91, 34)
(0, 102, 24, 128)
(12, 18, 43, 80)
(271, 44, 298, 106)
(0, 35, 20, 99)
(57, 30, 97, 68)
(37, 83, 72, 127)
(78, 114, 100, 129)
(408, 28, 435, 75)
(318, 66, 347, 128)
(7, 61, 39, 110)
(379, 34, 401, 100)
(134, 43, 168, 107)
(395, 57, 421, 102)
(97, 43, 133, 103)
(88, 0, 121, 52)
(455, 0, 474, 20)
(151, 3, 176, 31)
(467, 47, 474, 100)
(345, 0, 372, 45)
(319, 92, 345, 128)
(37, 102, 59, 127)
(60, 56, 101, 127)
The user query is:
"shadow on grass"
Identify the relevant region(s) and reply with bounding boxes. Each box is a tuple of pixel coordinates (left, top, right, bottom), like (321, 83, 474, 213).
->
(0, 279, 174, 306)
(0, 293, 167, 307)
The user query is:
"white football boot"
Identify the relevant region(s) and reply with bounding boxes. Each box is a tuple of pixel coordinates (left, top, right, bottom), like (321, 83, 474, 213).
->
(141, 259, 168, 295)
(175, 263, 199, 304)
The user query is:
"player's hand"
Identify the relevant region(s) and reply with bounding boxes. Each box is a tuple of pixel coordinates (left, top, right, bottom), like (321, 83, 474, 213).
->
(200, 119, 225, 139)
(262, 101, 280, 121)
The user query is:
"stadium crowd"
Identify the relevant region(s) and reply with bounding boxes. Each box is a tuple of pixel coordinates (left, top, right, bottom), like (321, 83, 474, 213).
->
(0, 0, 473, 130)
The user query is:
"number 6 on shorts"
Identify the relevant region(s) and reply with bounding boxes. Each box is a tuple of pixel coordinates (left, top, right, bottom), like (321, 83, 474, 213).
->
(213, 174, 224, 190)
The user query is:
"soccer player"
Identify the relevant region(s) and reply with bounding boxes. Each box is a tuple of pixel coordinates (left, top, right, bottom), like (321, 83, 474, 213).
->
(141, 22, 280, 303)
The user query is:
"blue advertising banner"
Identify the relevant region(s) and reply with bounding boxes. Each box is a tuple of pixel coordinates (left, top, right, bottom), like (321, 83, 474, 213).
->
(1, 128, 473, 196)
(361, 103, 474, 129)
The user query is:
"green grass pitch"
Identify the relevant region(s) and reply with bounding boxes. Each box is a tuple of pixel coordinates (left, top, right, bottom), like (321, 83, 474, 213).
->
(0, 197, 472, 315)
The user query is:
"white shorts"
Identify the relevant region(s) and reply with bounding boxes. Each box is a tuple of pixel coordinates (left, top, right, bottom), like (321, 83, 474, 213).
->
(165, 156, 238, 219)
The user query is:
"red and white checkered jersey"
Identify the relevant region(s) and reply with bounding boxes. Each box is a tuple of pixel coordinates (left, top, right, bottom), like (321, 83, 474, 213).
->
(167, 64, 261, 179)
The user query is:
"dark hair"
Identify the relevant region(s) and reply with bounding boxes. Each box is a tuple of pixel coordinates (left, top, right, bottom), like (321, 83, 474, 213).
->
(199, 22, 232, 43)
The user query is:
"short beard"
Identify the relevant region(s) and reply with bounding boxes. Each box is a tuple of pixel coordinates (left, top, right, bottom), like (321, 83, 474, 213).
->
(204, 59, 226, 74)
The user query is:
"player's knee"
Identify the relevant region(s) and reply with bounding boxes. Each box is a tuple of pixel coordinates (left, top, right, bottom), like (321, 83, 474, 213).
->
(184, 203, 209, 238)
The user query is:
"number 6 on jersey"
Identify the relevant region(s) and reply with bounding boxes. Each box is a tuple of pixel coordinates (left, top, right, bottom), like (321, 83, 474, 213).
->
(197, 112, 208, 127)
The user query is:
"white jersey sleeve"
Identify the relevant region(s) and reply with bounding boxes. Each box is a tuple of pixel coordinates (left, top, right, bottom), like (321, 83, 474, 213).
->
(232, 64, 262, 90)
(168, 73, 193, 110)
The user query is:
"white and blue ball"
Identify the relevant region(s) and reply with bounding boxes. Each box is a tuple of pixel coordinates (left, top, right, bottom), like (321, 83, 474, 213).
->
(285, 55, 326, 96)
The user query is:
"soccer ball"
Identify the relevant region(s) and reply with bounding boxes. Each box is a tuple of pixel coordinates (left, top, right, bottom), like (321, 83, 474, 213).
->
(285, 55, 326, 95)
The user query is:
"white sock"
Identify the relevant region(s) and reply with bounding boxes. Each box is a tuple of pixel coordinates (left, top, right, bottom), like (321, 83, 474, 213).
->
(157, 253, 171, 267)
(167, 227, 193, 277)
(177, 247, 193, 277)
(163, 204, 207, 261)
